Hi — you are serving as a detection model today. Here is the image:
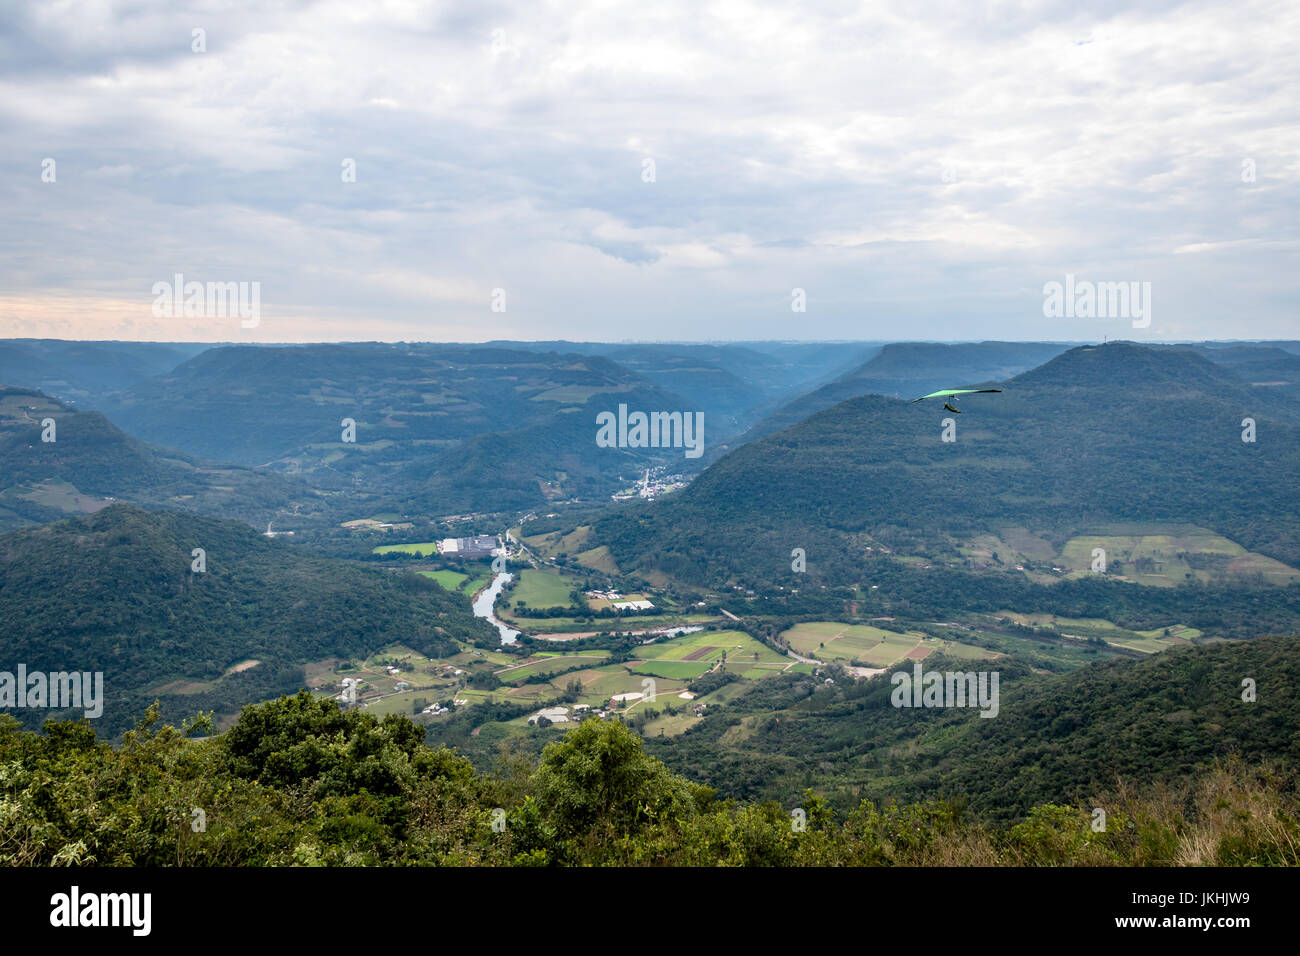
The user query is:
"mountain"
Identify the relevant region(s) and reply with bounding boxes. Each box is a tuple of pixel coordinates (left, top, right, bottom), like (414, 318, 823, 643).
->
(96, 343, 705, 512)
(0, 504, 496, 734)
(645, 633, 1300, 819)
(0, 387, 307, 531)
(0, 338, 207, 407)
(486, 341, 880, 438)
(396, 404, 661, 513)
(589, 343, 1300, 586)
(1192, 344, 1300, 389)
(733, 341, 1077, 446)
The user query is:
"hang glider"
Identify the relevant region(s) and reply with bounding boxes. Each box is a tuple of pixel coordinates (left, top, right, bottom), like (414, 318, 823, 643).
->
(910, 388, 1002, 413)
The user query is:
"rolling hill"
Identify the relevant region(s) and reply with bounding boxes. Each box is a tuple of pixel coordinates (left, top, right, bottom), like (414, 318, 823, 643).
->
(0, 338, 207, 407)
(731, 341, 1077, 447)
(0, 504, 496, 734)
(96, 343, 708, 511)
(487, 340, 879, 439)
(0, 387, 308, 531)
(645, 633, 1300, 819)
(589, 343, 1300, 586)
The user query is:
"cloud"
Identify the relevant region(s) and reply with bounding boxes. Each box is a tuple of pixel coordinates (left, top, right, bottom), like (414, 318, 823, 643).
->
(1, 0, 1297, 342)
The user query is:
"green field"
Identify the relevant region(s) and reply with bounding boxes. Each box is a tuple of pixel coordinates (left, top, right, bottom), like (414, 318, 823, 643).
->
(372, 541, 440, 556)
(641, 712, 703, 737)
(463, 572, 494, 596)
(1059, 528, 1300, 587)
(996, 611, 1195, 655)
(631, 660, 713, 680)
(507, 567, 580, 609)
(782, 622, 926, 666)
(497, 655, 608, 682)
(417, 569, 469, 590)
(643, 629, 787, 664)
(504, 612, 718, 635)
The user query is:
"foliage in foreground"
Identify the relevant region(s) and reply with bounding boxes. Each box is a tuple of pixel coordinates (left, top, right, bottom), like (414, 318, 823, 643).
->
(1, 693, 1297, 867)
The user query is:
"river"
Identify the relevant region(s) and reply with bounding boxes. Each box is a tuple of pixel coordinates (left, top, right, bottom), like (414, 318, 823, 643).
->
(472, 572, 520, 644)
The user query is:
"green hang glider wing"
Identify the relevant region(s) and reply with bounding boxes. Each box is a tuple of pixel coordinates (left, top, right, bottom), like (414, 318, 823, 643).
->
(910, 388, 1002, 403)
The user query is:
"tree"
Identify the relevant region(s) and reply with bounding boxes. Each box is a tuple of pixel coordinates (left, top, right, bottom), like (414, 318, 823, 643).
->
(530, 719, 706, 850)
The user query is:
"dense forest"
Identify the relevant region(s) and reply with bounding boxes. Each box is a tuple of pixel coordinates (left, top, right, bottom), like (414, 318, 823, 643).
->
(2, 695, 1295, 866)
(0, 505, 495, 734)
(0, 387, 307, 530)
(593, 345, 1300, 586)
(637, 634, 1300, 818)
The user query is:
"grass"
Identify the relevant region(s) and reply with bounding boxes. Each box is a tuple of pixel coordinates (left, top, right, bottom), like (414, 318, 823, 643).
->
(781, 622, 928, 666)
(507, 567, 579, 609)
(1059, 528, 1299, 587)
(497, 655, 607, 682)
(16, 479, 110, 514)
(417, 569, 469, 590)
(644, 629, 786, 664)
(631, 660, 713, 680)
(575, 545, 620, 574)
(501, 612, 715, 634)
(994, 611, 1193, 656)
(641, 713, 703, 737)
(372, 541, 440, 556)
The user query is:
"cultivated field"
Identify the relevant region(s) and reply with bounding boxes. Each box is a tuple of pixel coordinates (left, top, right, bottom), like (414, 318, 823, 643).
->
(780, 621, 993, 667)
(372, 541, 440, 556)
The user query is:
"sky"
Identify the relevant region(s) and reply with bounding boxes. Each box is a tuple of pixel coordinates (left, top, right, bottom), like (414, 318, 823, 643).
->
(1, 0, 1297, 343)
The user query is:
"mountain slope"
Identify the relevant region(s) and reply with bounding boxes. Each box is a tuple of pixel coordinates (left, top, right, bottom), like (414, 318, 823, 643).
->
(0, 387, 306, 531)
(645, 633, 1300, 819)
(0, 338, 206, 407)
(734, 341, 1076, 446)
(487, 340, 879, 438)
(592, 343, 1300, 585)
(97, 343, 703, 511)
(0, 505, 496, 734)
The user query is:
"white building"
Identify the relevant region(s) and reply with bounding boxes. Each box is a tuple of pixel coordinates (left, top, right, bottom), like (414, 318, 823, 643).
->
(613, 599, 654, 611)
(528, 706, 571, 725)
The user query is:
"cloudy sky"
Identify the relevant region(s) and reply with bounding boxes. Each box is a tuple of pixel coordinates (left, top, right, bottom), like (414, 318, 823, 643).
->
(1, 0, 1296, 343)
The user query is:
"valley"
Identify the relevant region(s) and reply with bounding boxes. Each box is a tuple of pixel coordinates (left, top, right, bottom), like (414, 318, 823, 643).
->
(7, 0, 1299, 893)
(3, 336, 1299, 867)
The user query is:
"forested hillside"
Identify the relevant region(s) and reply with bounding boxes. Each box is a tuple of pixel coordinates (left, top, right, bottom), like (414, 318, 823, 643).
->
(96, 343, 704, 510)
(593, 344, 1300, 585)
(642, 634, 1300, 819)
(0, 387, 307, 531)
(1, 694, 1295, 866)
(0, 505, 495, 734)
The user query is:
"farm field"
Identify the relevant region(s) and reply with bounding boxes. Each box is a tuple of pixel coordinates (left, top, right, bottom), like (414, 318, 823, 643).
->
(631, 660, 712, 680)
(417, 569, 469, 590)
(496, 654, 609, 681)
(488, 628, 792, 718)
(372, 541, 440, 556)
(300, 641, 505, 716)
(642, 628, 787, 664)
(1058, 527, 1300, 586)
(518, 525, 595, 557)
(16, 478, 111, 514)
(780, 622, 994, 667)
(641, 712, 703, 737)
(506, 567, 580, 609)
(502, 611, 717, 634)
(995, 611, 1197, 655)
